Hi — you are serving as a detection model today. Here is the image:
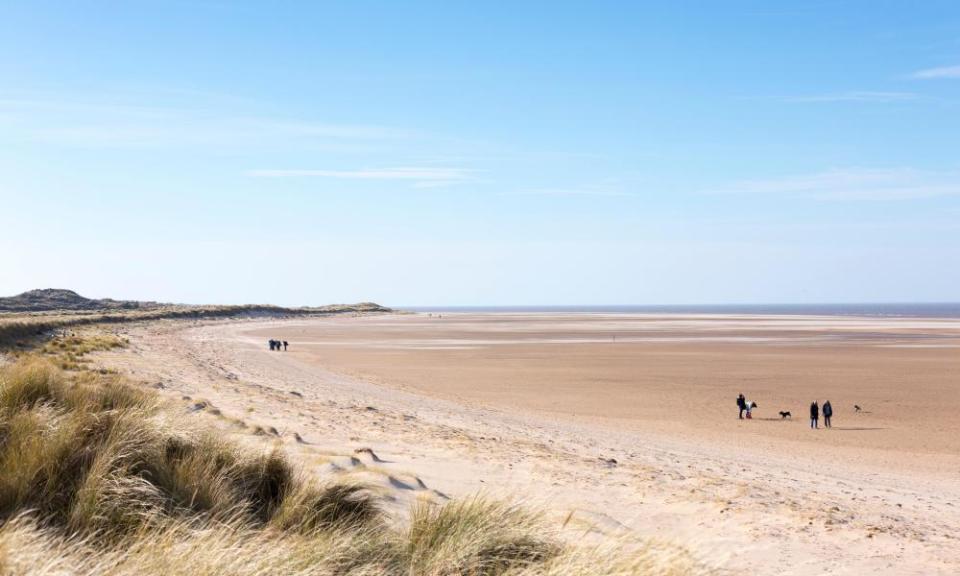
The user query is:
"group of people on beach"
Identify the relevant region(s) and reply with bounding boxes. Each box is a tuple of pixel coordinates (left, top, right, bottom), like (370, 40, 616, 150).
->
(268, 339, 288, 351)
(809, 400, 833, 429)
(737, 393, 834, 429)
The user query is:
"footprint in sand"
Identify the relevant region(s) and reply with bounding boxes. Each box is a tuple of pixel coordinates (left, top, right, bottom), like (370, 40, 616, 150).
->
(354, 447, 390, 463)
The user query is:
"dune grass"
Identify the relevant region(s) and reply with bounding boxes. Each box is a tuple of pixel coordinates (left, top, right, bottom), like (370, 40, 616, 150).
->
(403, 498, 557, 575)
(0, 342, 708, 575)
(37, 333, 128, 370)
(0, 302, 389, 350)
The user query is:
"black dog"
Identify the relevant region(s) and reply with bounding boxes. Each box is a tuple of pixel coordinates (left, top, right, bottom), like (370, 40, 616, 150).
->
(854, 405, 862, 413)
(779, 411, 792, 419)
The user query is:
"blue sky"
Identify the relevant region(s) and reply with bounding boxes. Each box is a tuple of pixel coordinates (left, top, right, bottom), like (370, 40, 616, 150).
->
(1, 1, 959, 306)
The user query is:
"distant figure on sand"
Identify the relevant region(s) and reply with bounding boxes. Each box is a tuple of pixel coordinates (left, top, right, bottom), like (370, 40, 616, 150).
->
(268, 339, 275, 351)
(283, 340, 288, 351)
(810, 401, 819, 429)
(737, 393, 747, 419)
(745, 401, 756, 419)
(823, 400, 833, 428)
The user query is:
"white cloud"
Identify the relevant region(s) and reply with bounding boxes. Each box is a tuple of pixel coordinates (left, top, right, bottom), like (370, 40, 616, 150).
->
(912, 65, 960, 79)
(786, 91, 919, 103)
(0, 96, 408, 149)
(248, 167, 475, 187)
(244, 119, 409, 140)
(705, 168, 960, 201)
(500, 187, 635, 198)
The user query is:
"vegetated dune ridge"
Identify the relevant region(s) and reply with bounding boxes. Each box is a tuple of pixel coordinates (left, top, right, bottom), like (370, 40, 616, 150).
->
(0, 288, 159, 311)
(0, 320, 708, 575)
(0, 288, 389, 348)
(0, 288, 387, 314)
(87, 313, 960, 576)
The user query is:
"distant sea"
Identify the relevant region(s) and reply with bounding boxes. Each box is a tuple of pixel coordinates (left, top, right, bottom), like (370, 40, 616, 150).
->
(403, 304, 960, 318)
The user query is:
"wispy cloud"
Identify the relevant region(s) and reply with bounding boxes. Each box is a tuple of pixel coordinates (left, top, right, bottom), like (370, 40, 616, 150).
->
(500, 186, 635, 198)
(704, 168, 960, 201)
(248, 167, 475, 188)
(0, 96, 408, 149)
(785, 91, 920, 103)
(912, 65, 960, 79)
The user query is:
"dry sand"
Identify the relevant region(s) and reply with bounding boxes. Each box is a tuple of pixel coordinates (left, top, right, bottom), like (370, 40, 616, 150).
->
(94, 313, 960, 575)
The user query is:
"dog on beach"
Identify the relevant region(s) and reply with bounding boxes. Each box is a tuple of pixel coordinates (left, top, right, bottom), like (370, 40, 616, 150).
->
(854, 405, 862, 413)
(779, 411, 791, 419)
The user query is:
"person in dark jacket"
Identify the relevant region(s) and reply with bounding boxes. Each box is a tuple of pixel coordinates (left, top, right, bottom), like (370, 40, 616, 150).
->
(283, 340, 288, 351)
(737, 394, 747, 419)
(822, 400, 833, 428)
(810, 401, 819, 429)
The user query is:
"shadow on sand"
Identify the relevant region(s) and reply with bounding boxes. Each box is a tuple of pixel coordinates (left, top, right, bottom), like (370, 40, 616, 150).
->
(749, 419, 886, 431)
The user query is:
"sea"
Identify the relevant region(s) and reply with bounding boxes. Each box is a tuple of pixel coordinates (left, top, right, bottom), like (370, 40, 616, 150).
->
(402, 303, 960, 318)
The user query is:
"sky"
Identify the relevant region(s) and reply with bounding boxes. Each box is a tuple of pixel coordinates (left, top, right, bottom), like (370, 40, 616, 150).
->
(1, 1, 959, 306)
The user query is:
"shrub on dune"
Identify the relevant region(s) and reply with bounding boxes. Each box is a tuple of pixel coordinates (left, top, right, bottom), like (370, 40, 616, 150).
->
(0, 514, 404, 576)
(0, 358, 300, 535)
(231, 448, 294, 522)
(403, 497, 558, 575)
(270, 481, 381, 533)
(0, 358, 60, 412)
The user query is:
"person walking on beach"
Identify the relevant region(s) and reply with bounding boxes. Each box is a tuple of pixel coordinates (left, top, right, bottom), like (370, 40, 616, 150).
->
(822, 400, 833, 428)
(737, 393, 747, 420)
(268, 339, 275, 351)
(282, 340, 288, 351)
(810, 401, 819, 429)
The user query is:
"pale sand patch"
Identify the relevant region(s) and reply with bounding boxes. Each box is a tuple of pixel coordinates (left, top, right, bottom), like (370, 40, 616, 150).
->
(94, 314, 960, 575)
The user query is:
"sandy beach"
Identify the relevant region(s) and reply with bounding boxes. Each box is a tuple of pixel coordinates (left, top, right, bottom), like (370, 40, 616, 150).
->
(97, 313, 960, 575)
(249, 313, 960, 462)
